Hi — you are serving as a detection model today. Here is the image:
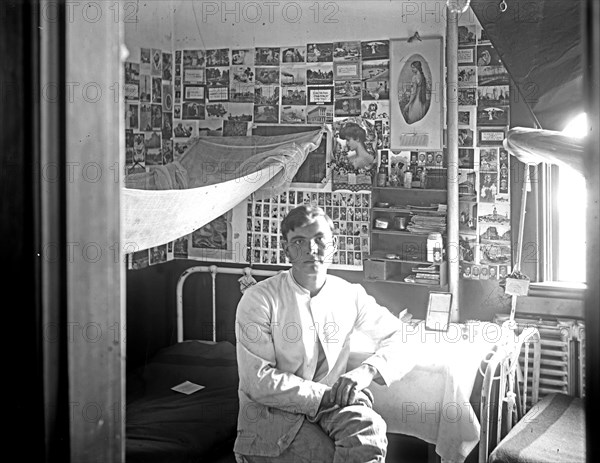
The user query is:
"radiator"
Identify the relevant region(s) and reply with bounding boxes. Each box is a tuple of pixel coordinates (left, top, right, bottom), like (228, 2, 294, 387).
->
(493, 314, 585, 400)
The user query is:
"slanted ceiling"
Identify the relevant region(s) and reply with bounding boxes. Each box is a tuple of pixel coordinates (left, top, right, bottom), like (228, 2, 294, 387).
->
(471, 0, 584, 131)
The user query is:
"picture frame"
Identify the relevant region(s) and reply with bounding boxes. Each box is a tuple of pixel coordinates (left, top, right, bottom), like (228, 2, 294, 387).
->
(390, 36, 443, 150)
(478, 128, 506, 146)
(425, 291, 452, 331)
(307, 86, 333, 105)
(457, 47, 475, 65)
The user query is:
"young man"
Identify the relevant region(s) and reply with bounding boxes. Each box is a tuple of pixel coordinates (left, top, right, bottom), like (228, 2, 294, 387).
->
(234, 205, 410, 463)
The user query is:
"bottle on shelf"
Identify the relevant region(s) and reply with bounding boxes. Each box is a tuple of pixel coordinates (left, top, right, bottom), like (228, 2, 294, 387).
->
(427, 232, 444, 263)
(377, 163, 388, 187)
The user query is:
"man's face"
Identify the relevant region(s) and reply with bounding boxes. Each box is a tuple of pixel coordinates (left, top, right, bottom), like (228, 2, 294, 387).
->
(283, 216, 337, 276)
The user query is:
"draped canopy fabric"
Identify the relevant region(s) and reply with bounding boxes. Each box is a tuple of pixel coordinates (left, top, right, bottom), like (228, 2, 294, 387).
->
(124, 129, 325, 251)
(471, 0, 583, 131)
(503, 127, 585, 175)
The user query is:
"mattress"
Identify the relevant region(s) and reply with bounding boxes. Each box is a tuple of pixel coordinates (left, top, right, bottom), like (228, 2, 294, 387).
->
(126, 340, 239, 463)
(489, 393, 586, 463)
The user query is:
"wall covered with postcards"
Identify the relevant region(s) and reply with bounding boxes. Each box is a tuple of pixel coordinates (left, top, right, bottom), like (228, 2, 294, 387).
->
(456, 18, 512, 281)
(125, 14, 513, 278)
(125, 39, 398, 271)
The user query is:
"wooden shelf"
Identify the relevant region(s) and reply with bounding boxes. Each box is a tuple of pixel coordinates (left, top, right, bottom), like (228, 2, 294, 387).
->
(366, 252, 444, 265)
(371, 186, 447, 193)
(363, 276, 447, 288)
(371, 228, 441, 237)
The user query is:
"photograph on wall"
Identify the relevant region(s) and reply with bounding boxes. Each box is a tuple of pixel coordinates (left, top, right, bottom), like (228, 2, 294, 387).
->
(206, 102, 228, 119)
(307, 43, 333, 62)
(478, 85, 509, 106)
(139, 104, 152, 131)
(151, 104, 162, 130)
(307, 86, 333, 105)
(457, 47, 475, 65)
(480, 222, 511, 244)
(459, 201, 478, 234)
(124, 82, 139, 101)
(459, 234, 477, 263)
(281, 86, 307, 105)
(458, 25, 476, 46)
(151, 77, 162, 104)
(281, 46, 306, 63)
(162, 52, 173, 81)
(458, 88, 476, 106)
(458, 170, 477, 200)
(143, 131, 162, 165)
(479, 172, 498, 202)
(140, 48, 151, 74)
(139, 75, 151, 103)
(184, 85, 205, 101)
(458, 109, 473, 126)
(334, 97, 361, 117)
(226, 103, 253, 121)
(151, 48, 162, 76)
(206, 48, 230, 67)
(222, 120, 249, 137)
(255, 47, 280, 66)
(478, 65, 509, 86)
(231, 48, 254, 65)
(162, 111, 172, 139)
(361, 59, 389, 100)
(198, 119, 223, 137)
(254, 105, 279, 123)
(206, 67, 230, 88)
(333, 41, 361, 61)
(480, 242, 512, 266)
(306, 64, 334, 85)
(458, 66, 476, 87)
(478, 202, 510, 225)
(173, 236, 189, 259)
(280, 106, 306, 124)
(330, 117, 377, 191)
(125, 62, 140, 84)
(333, 62, 360, 80)
(183, 49, 205, 69)
(280, 66, 306, 86)
(479, 147, 498, 171)
(162, 138, 173, 164)
(478, 128, 506, 145)
(207, 86, 229, 102)
(335, 80, 361, 99)
(254, 85, 279, 105)
(255, 68, 280, 85)
(162, 83, 173, 112)
(126, 103, 139, 130)
(390, 36, 443, 150)
(477, 105, 508, 126)
(477, 45, 502, 66)
(361, 40, 389, 60)
(229, 83, 255, 103)
(361, 100, 389, 120)
(306, 105, 333, 124)
(182, 101, 205, 120)
(458, 128, 474, 147)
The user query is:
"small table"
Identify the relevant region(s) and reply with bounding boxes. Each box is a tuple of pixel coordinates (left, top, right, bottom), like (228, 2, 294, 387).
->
(349, 321, 507, 463)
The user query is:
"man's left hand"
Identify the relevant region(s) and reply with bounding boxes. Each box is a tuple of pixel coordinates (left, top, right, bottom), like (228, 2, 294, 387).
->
(329, 364, 378, 407)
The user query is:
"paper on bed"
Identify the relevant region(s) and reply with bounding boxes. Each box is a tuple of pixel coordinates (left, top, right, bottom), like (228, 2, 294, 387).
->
(171, 381, 205, 395)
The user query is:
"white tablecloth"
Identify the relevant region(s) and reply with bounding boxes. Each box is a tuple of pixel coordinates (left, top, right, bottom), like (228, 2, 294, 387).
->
(349, 321, 506, 463)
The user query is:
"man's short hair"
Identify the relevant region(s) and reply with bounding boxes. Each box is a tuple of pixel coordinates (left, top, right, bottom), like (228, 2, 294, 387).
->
(281, 205, 334, 241)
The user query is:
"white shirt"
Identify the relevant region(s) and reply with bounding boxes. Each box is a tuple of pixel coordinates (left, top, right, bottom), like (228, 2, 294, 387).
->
(234, 270, 409, 457)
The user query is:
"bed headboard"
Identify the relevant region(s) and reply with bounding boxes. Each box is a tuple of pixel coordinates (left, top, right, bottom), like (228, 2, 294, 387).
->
(176, 265, 282, 343)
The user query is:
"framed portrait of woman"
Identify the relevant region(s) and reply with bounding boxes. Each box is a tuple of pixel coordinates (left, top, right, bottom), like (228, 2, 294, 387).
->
(390, 36, 443, 150)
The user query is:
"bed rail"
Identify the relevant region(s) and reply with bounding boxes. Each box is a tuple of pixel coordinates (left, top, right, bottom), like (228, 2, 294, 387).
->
(176, 265, 281, 343)
(479, 326, 541, 463)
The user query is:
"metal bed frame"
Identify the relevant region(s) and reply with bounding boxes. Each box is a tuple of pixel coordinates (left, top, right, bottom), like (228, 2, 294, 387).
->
(175, 265, 282, 343)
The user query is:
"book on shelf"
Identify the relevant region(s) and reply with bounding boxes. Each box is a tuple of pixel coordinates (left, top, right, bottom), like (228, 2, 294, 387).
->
(415, 272, 440, 280)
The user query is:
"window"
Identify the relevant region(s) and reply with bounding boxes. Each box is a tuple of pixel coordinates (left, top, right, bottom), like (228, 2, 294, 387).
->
(528, 113, 588, 286)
